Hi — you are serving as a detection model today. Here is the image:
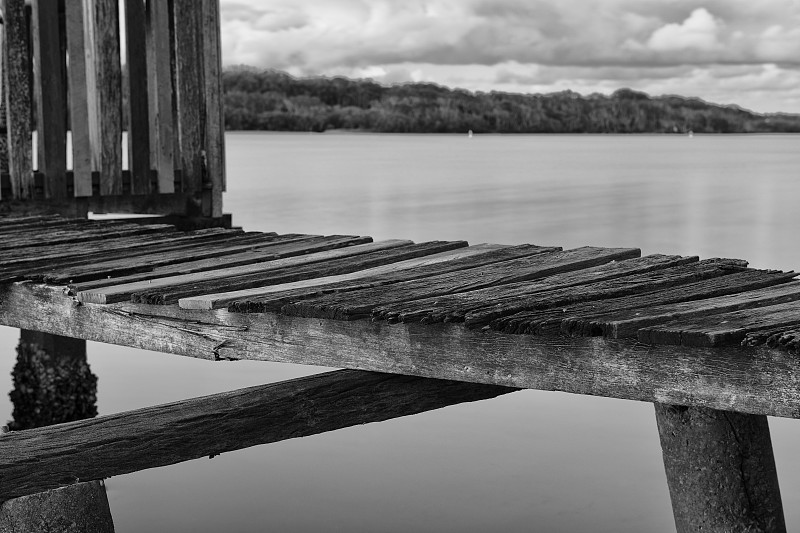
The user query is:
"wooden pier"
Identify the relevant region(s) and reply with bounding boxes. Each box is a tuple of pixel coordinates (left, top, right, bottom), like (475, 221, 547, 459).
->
(1, 1, 800, 531)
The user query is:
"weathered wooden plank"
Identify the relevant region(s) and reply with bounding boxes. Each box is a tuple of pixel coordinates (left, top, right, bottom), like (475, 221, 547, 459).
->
(0, 222, 176, 251)
(2, 0, 34, 199)
(133, 240, 469, 305)
(744, 328, 800, 354)
(32, 0, 67, 199)
(188, 243, 524, 311)
(172, 0, 204, 194)
(499, 268, 797, 336)
(638, 301, 800, 347)
(64, 0, 93, 197)
(46, 234, 371, 284)
(3, 282, 800, 418)
(77, 239, 408, 304)
(202, 0, 224, 215)
(0, 369, 512, 501)
(573, 278, 800, 339)
(365, 254, 700, 325)
(88, 0, 122, 195)
(286, 247, 642, 321)
(124, 0, 151, 194)
(145, 0, 174, 193)
(460, 259, 748, 330)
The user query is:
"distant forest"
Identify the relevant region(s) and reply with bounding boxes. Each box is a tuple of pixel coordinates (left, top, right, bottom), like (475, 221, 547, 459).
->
(222, 67, 800, 134)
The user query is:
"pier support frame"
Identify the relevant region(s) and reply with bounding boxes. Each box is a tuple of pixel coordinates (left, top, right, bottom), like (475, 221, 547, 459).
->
(0, 330, 113, 532)
(655, 404, 786, 533)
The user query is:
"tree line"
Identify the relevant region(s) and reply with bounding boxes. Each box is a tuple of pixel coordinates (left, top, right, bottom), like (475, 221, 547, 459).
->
(222, 66, 800, 134)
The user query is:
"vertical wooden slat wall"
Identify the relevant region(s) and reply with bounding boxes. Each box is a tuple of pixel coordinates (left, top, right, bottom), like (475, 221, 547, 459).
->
(31, 0, 67, 199)
(1, 0, 225, 217)
(65, 0, 92, 197)
(145, 0, 174, 194)
(1, 0, 34, 200)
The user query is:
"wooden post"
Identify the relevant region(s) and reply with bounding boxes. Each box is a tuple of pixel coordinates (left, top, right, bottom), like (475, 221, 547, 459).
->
(145, 0, 174, 194)
(86, 0, 122, 196)
(65, 0, 93, 197)
(1, 0, 34, 200)
(0, 330, 111, 531)
(31, 0, 67, 199)
(202, 0, 224, 217)
(654, 404, 786, 532)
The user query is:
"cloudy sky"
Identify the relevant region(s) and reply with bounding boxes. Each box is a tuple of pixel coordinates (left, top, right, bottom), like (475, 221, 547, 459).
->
(218, 0, 800, 114)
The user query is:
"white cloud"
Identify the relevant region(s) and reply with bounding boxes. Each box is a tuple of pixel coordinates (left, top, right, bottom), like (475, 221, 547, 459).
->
(646, 8, 722, 51)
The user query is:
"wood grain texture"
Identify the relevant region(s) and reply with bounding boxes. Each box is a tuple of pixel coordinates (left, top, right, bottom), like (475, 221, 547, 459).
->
(0, 369, 511, 501)
(65, 0, 93, 197)
(464, 258, 748, 330)
(574, 278, 800, 339)
(501, 269, 798, 337)
(131, 240, 468, 305)
(363, 254, 697, 326)
(201, 0, 224, 215)
(2, 0, 34, 199)
(89, 0, 123, 195)
(3, 283, 800, 419)
(638, 301, 800, 347)
(145, 0, 175, 193)
(291, 247, 642, 322)
(0, 222, 176, 251)
(189, 243, 520, 311)
(0, 481, 115, 531)
(31, 0, 67, 199)
(124, 0, 151, 194)
(77, 236, 397, 303)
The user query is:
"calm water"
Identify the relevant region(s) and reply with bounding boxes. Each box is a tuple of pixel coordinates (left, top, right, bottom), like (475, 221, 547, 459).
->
(2, 132, 799, 532)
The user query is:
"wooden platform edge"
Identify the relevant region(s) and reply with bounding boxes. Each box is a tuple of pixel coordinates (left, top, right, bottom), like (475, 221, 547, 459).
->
(2, 282, 800, 419)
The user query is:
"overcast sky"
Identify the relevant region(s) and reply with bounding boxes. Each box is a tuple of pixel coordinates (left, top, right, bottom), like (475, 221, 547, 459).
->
(218, 0, 800, 114)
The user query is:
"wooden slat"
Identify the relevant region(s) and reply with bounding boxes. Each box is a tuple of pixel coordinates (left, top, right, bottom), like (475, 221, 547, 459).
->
(145, 0, 174, 193)
(0, 369, 512, 501)
(284, 246, 641, 321)
(186, 243, 521, 311)
(459, 259, 748, 330)
(4, 282, 800, 419)
(123, 0, 151, 194)
(132, 241, 469, 305)
(498, 269, 797, 335)
(638, 302, 800, 347)
(566, 278, 800, 339)
(32, 0, 67, 199)
(172, 0, 204, 194)
(64, 0, 93, 197)
(1, 0, 34, 199)
(77, 239, 408, 304)
(47, 235, 371, 284)
(201, 0, 224, 215)
(88, 0, 122, 195)
(0, 222, 176, 251)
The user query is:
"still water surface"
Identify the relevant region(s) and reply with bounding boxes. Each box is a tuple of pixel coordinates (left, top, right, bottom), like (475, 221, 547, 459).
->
(1, 133, 799, 532)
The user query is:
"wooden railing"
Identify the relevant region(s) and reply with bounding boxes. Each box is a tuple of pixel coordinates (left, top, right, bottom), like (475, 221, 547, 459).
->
(0, 0, 225, 218)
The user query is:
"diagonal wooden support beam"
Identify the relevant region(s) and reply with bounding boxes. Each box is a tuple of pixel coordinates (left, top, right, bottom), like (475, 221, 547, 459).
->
(0, 369, 513, 501)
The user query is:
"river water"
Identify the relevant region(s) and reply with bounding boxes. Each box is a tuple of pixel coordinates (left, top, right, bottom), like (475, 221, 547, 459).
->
(1, 132, 799, 532)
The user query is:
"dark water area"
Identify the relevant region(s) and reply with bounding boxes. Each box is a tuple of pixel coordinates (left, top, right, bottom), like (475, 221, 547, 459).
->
(2, 132, 799, 532)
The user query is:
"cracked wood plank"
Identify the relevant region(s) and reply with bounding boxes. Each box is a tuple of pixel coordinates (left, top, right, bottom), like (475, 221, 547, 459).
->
(130, 240, 468, 305)
(3, 283, 800, 418)
(182, 243, 521, 310)
(0, 369, 511, 501)
(500, 269, 798, 336)
(284, 247, 642, 321)
(638, 301, 800, 347)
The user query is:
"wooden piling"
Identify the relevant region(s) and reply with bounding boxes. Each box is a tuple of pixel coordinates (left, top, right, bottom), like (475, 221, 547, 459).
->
(654, 404, 786, 533)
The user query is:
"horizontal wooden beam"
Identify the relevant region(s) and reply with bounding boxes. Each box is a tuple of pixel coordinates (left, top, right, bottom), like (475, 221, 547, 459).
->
(1, 283, 800, 418)
(0, 368, 511, 501)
